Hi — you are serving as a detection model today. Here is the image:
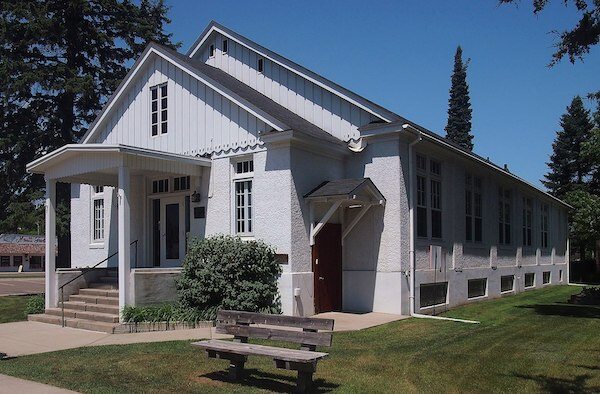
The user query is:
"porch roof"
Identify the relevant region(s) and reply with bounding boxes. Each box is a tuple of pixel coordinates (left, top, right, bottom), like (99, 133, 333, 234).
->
(304, 178, 385, 204)
(26, 144, 211, 185)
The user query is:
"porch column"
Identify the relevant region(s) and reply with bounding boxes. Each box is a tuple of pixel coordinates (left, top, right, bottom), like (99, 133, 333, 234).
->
(45, 178, 57, 309)
(118, 166, 131, 319)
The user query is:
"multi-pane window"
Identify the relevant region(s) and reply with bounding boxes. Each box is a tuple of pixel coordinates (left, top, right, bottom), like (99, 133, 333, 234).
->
(13, 256, 22, 267)
(541, 203, 549, 248)
(416, 155, 442, 239)
(416, 175, 427, 238)
(466, 174, 483, 242)
(152, 178, 169, 194)
(234, 159, 253, 235)
(522, 197, 533, 246)
(0, 256, 10, 267)
(173, 176, 190, 192)
(498, 187, 512, 245)
(150, 83, 167, 136)
(92, 186, 105, 243)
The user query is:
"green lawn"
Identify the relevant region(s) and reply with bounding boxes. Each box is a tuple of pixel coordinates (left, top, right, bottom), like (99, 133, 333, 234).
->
(0, 295, 35, 323)
(1, 286, 599, 393)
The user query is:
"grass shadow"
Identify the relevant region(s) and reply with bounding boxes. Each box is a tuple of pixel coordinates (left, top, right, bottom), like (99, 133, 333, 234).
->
(512, 372, 599, 393)
(200, 368, 339, 393)
(517, 304, 600, 319)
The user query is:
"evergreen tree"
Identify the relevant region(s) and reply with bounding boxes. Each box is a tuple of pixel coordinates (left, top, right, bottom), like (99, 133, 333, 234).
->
(0, 0, 178, 236)
(543, 96, 595, 198)
(445, 46, 474, 151)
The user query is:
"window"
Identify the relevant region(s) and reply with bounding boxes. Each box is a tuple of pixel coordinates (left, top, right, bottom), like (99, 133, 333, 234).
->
(541, 203, 549, 248)
(501, 275, 514, 293)
(91, 186, 105, 243)
(258, 57, 264, 73)
(524, 272, 535, 288)
(468, 278, 487, 299)
(222, 39, 228, 53)
(559, 269, 563, 282)
(543, 271, 551, 284)
(466, 174, 483, 242)
(173, 176, 191, 192)
(498, 187, 511, 244)
(13, 256, 22, 267)
(150, 83, 167, 136)
(522, 197, 533, 246)
(0, 256, 10, 267)
(209, 44, 215, 57)
(416, 155, 442, 239)
(420, 282, 448, 308)
(234, 159, 254, 235)
(152, 178, 169, 194)
(30, 256, 43, 270)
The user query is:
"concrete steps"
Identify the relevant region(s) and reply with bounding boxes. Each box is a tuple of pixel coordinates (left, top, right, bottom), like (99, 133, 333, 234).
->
(28, 279, 120, 333)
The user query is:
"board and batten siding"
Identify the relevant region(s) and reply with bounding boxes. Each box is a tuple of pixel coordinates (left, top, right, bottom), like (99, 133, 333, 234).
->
(194, 32, 379, 142)
(92, 54, 269, 156)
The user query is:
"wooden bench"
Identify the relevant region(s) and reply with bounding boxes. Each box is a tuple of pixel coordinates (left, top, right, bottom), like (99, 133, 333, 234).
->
(192, 310, 334, 392)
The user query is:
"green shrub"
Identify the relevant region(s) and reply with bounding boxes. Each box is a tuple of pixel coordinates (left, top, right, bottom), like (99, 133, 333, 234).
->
(24, 294, 45, 314)
(176, 235, 282, 320)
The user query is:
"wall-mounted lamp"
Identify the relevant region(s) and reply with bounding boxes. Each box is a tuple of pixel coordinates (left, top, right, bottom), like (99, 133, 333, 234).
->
(191, 190, 201, 203)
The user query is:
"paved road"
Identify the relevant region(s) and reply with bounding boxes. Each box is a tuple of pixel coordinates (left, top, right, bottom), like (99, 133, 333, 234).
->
(0, 278, 44, 296)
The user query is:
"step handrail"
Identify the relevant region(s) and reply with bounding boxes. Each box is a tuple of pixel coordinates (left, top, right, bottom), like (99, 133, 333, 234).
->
(58, 240, 137, 327)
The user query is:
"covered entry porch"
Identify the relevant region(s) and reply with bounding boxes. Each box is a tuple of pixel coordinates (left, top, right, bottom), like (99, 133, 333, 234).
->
(305, 178, 385, 314)
(26, 144, 211, 318)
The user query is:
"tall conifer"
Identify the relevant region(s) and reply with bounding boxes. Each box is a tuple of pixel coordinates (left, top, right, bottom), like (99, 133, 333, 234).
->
(445, 46, 474, 151)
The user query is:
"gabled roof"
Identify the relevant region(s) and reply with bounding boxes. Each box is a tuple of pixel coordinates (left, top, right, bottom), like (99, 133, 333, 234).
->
(187, 21, 401, 123)
(81, 42, 341, 148)
(304, 178, 385, 203)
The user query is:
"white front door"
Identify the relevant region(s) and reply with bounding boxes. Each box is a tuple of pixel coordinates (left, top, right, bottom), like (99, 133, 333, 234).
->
(160, 196, 185, 267)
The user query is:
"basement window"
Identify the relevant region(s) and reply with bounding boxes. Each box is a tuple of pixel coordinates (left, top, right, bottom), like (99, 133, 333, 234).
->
(257, 57, 264, 73)
(525, 273, 535, 288)
(543, 271, 551, 285)
(420, 282, 448, 308)
(559, 269, 563, 282)
(467, 278, 487, 299)
(501, 275, 514, 293)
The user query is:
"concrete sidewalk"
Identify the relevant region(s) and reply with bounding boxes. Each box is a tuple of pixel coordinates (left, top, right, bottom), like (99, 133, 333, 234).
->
(0, 374, 77, 393)
(0, 321, 226, 357)
(313, 312, 408, 331)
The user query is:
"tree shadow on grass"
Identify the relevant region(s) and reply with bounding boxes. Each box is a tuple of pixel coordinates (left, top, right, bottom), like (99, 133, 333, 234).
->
(200, 369, 339, 393)
(512, 372, 599, 393)
(517, 304, 600, 319)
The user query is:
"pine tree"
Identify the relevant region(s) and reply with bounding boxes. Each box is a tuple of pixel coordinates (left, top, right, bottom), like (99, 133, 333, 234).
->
(543, 96, 594, 198)
(445, 46, 474, 151)
(0, 0, 178, 236)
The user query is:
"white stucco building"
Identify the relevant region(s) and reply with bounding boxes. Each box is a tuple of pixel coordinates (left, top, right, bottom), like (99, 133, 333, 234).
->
(27, 22, 570, 328)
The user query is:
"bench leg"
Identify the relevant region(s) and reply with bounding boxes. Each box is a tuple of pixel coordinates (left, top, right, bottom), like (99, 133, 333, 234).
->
(296, 371, 314, 393)
(228, 357, 246, 381)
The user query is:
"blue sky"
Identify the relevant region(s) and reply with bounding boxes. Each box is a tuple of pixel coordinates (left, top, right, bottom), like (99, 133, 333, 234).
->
(165, 0, 599, 188)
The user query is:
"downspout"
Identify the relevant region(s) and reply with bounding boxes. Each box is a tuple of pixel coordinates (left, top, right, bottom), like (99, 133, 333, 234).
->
(402, 124, 479, 324)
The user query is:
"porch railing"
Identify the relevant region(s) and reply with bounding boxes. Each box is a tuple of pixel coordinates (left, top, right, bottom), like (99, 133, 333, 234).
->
(58, 240, 138, 327)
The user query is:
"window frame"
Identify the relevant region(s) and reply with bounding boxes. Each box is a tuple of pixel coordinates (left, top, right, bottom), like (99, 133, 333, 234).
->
(500, 275, 515, 293)
(90, 186, 105, 245)
(419, 282, 449, 309)
(233, 158, 254, 236)
(150, 82, 168, 137)
(415, 154, 443, 240)
(465, 173, 483, 243)
(0, 256, 10, 267)
(542, 271, 551, 285)
(467, 278, 488, 299)
(540, 203, 549, 249)
(524, 272, 535, 288)
(498, 186, 512, 245)
(522, 197, 533, 247)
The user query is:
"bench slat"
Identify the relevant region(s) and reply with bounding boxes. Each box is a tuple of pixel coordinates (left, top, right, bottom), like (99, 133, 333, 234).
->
(216, 324, 333, 347)
(217, 310, 334, 331)
(192, 339, 329, 363)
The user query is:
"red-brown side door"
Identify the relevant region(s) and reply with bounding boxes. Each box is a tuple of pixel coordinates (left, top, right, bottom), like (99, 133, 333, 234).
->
(312, 223, 342, 313)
